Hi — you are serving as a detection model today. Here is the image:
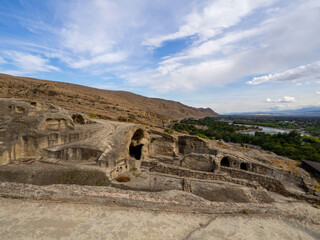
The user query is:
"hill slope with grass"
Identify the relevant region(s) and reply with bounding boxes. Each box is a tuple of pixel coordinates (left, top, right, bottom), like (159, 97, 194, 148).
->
(0, 73, 218, 126)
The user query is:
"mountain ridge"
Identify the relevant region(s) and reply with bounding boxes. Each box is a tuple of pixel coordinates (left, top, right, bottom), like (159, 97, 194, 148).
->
(0, 73, 218, 126)
(225, 106, 320, 117)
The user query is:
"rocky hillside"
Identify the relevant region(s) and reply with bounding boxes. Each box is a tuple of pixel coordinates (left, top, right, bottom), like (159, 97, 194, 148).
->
(0, 74, 218, 126)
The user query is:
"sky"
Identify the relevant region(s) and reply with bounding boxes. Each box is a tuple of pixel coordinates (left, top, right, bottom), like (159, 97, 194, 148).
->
(0, 0, 320, 114)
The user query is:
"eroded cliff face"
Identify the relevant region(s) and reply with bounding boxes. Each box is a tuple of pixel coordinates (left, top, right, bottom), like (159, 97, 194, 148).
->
(0, 98, 319, 205)
(0, 98, 150, 178)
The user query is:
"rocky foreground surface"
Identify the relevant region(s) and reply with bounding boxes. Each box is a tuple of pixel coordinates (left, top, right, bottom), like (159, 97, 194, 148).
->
(0, 191, 319, 240)
(0, 181, 319, 240)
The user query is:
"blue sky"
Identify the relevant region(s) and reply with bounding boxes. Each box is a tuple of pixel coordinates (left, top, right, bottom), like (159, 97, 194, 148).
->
(0, 0, 320, 113)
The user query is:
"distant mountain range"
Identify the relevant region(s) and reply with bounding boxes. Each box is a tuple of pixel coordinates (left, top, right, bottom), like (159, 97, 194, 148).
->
(226, 106, 320, 117)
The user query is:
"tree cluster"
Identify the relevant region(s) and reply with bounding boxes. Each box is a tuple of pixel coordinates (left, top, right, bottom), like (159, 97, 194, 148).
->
(173, 117, 320, 163)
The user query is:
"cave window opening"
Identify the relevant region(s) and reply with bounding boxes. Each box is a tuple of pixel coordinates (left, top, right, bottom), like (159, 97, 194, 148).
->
(221, 157, 230, 167)
(240, 163, 248, 171)
(72, 114, 85, 125)
(129, 144, 143, 160)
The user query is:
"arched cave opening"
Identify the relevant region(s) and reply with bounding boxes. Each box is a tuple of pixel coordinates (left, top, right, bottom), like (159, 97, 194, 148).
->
(129, 144, 143, 160)
(129, 129, 145, 160)
(220, 157, 230, 167)
(72, 114, 85, 125)
(240, 162, 248, 171)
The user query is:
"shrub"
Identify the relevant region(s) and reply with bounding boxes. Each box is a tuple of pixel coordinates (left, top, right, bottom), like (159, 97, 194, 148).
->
(195, 133, 209, 139)
(133, 172, 141, 177)
(242, 209, 250, 215)
(164, 128, 173, 134)
(88, 113, 98, 118)
(131, 165, 137, 171)
(117, 116, 127, 122)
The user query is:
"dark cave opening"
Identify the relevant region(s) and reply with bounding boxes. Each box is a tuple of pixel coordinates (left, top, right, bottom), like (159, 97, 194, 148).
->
(221, 157, 230, 167)
(72, 114, 85, 125)
(129, 144, 144, 160)
(240, 162, 248, 171)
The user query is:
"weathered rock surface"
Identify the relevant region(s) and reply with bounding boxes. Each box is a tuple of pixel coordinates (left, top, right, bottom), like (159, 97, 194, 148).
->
(0, 192, 319, 240)
(1, 97, 319, 204)
(0, 97, 320, 239)
(0, 98, 150, 179)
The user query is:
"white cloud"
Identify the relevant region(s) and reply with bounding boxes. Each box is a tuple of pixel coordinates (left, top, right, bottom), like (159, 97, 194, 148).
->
(296, 82, 302, 86)
(67, 52, 127, 69)
(280, 96, 296, 103)
(159, 27, 263, 65)
(247, 61, 320, 85)
(127, 0, 320, 92)
(316, 91, 320, 95)
(142, 0, 275, 47)
(54, 0, 151, 70)
(128, 58, 236, 92)
(60, 1, 124, 55)
(266, 96, 296, 103)
(2, 51, 59, 74)
(273, 104, 286, 110)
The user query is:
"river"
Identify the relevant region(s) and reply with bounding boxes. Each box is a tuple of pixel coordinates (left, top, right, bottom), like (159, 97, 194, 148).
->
(235, 124, 311, 136)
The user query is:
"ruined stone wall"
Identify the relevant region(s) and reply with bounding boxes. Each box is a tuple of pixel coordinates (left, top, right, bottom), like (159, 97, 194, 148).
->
(149, 162, 231, 182)
(148, 162, 262, 189)
(178, 135, 217, 155)
(251, 163, 303, 185)
(153, 163, 320, 203)
(148, 161, 301, 197)
(220, 167, 290, 195)
(181, 153, 215, 172)
(148, 130, 177, 158)
(217, 154, 304, 188)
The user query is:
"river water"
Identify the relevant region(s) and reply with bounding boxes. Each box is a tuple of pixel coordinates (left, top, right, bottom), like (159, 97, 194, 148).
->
(236, 124, 310, 136)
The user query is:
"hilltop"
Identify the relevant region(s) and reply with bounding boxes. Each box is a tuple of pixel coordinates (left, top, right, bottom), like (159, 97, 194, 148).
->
(0, 73, 218, 126)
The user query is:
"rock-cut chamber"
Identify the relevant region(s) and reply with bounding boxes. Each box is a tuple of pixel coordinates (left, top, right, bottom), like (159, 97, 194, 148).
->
(129, 129, 145, 160)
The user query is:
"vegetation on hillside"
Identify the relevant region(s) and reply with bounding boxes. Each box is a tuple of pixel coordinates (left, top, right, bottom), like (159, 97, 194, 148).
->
(172, 117, 320, 163)
(225, 116, 320, 135)
(305, 125, 320, 136)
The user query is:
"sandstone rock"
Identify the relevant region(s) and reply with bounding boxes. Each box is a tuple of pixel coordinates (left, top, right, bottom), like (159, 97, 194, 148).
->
(0, 98, 319, 205)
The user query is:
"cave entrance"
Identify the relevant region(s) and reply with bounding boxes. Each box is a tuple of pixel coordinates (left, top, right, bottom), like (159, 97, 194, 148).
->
(129, 129, 145, 160)
(129, 144, 143, 160)
(72, 114, 85, 125)
(240, 162, 248, 171)
(221, 157, 230, 167)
